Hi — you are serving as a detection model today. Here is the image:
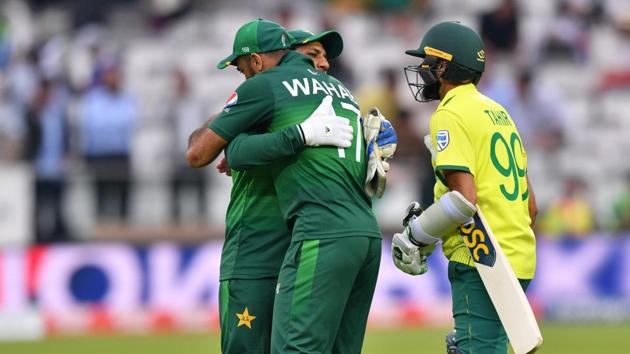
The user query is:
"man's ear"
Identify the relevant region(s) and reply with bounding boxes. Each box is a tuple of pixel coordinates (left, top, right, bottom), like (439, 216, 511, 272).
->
(251, 53, 264, 73)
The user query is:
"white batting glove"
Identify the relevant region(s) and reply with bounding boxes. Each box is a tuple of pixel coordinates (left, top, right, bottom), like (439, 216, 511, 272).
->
(298, 96, 353, 147)
(364, 108, 397, 198)
(392, 230, 428, 276)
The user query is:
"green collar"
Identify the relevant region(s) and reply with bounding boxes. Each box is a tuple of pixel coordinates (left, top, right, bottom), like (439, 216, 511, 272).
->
(438, 83, 476, 109)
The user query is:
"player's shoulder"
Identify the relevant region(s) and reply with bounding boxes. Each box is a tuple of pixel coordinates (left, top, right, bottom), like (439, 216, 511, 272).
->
(233, 74, 273, 98)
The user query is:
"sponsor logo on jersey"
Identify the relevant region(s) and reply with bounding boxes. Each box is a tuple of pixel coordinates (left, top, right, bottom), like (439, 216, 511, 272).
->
(307, 68, 319, 76)
(225, 92, 238, 107)
(436, 130, 449, 151)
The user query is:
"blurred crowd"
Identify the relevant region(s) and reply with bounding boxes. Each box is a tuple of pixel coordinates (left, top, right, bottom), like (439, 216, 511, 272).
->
(1, 0, 630, 244)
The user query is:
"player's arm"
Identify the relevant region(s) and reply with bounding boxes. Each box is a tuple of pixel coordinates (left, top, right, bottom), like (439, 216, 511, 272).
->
(225, 95, 352, 171)
(442, 170, 477, 205)
(187, 114, 222, 168)
(226, 128, 304, 170)
(526, 174, 538, 226)
(392, 110, 477, 275)
(186, 77, 274, 168)
(187, 126, 228, 168)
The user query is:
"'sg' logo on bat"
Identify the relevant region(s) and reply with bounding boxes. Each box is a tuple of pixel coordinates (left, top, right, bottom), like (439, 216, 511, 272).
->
(458, 214, 496, 267)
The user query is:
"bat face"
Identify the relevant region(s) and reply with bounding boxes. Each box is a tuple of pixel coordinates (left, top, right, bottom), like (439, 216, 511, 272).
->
(459, 213, 497, 267)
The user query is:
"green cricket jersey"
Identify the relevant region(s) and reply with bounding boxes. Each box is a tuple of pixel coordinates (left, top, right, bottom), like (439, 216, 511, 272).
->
(220, 164, 289, 280)
(210, 51, 380, 241)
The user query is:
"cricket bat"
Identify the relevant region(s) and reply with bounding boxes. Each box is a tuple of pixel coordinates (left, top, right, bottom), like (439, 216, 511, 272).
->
(458, 206, 543, 354)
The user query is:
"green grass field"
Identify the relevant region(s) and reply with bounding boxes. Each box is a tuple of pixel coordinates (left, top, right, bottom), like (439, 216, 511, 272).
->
(0, 324, 628, 354)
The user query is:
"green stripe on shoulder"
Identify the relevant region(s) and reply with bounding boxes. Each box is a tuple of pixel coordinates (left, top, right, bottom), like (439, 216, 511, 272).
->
(291, 240, 320, 318)
(434, 165, 472, 186)
(435, 165, 471, 174)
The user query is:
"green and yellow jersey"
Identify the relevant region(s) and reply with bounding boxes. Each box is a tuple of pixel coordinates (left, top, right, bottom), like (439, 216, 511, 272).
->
(429, 83, 536, 279)
(210, 51, 380, 243)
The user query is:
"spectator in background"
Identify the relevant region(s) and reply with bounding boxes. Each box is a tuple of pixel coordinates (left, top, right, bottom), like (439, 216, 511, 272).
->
(540, 0, 591, 63)
(511, 70, 566, 153)
(79, 60, 136, 223)
(168, 69, 207, 224)
(0, 15, 10, 70)
(480, 0, 519, 55)
(23, 78, 70, 242)
(611, 173, 630, 234)
(539, 177, 595, 238)
(597, 0, 630, 90)
(0, 86, 23, 161)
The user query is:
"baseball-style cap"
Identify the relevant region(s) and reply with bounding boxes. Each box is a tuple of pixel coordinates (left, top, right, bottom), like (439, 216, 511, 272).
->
(217, 19, 291, 69)
(289, 29, 344, 60)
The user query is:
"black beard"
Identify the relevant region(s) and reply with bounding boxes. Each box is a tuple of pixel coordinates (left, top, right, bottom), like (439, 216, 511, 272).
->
(421, 80, 441, 101)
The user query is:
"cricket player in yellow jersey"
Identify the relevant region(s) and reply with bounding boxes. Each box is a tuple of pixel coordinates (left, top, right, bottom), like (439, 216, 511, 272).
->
(391, 21, 538, 354)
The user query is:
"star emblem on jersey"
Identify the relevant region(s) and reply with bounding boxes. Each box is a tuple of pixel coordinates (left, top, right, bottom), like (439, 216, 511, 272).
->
(236, 307, 256, 329)
(436, 130, 450, 151)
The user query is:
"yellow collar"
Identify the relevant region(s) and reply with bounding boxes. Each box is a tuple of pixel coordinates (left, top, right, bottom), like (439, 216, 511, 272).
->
(438, 83, 476, 109)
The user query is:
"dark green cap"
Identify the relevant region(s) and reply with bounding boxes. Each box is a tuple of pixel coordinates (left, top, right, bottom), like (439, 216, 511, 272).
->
(405, 21, 485, 73)
(217, 19, 291, 69)
(289, 29, 344, 60)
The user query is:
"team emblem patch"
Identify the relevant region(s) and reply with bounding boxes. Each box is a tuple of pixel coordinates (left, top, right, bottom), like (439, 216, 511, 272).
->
(236, 307, 256, 329)
(225, 92, 238, 108)
(436, 130, 450, 151)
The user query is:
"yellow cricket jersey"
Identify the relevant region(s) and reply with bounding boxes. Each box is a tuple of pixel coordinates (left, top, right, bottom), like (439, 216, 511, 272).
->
(429, 83, 536, 279)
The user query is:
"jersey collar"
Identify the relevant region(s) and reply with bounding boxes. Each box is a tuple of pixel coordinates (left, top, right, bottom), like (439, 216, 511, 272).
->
(277, 50, 315, 68)
(438, 83, 476, 109)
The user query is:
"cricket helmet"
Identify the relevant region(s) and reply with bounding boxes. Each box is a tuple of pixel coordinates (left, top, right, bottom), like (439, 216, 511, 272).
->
(404, 21, 485, 102)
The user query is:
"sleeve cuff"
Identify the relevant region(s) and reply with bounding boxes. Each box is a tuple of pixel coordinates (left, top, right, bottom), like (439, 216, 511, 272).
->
(289, 125, 307, 151)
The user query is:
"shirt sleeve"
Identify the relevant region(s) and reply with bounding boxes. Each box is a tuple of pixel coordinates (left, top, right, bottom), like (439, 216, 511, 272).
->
(430, 109, 476, 183)
(225, 126, 306, 171)
(208, 76, 274, 141)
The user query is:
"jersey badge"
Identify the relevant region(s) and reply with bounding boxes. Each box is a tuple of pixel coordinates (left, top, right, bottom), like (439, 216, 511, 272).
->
(236, 307, 256, 329)
(225, 92, 238, 108)
(436, 130, 449, 151)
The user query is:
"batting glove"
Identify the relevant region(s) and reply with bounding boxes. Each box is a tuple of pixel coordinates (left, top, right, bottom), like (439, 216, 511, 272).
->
(392, 202, 437, 276)
(392, 231, 429, 276)
(402, 202, 437, 257)
(298, 96, 353, 147)
(364, 108, 397, 198)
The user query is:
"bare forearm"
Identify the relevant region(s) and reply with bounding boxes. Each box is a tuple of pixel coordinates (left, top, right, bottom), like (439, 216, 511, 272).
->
(186, 115, 227, 168)
(443, 170, 478, 205)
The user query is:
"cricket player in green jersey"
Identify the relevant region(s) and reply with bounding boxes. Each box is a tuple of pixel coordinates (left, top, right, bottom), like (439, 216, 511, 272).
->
(187, 21, 354, 354)
(188, 20, 395, 351)
(187, 19, 383, 354)
(390, 22, 539, 354)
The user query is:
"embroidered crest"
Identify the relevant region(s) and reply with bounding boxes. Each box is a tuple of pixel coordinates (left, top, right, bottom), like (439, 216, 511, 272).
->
(436, 130, 450, 151)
